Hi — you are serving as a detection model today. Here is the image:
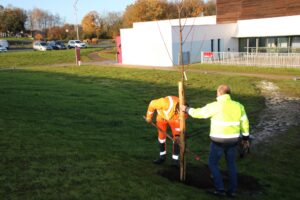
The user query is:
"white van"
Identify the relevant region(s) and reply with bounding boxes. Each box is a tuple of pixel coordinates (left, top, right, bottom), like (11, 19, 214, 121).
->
(0, 40, 9, 49)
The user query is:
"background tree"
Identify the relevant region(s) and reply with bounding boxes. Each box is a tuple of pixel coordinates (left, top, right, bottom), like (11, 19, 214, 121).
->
(181, 0, 204, 17)
(81, 11, 101, 39)
(63, 24, 77, 40)
(47, 26, 65, 40)
(34, 33, 43, 40)
(203, 0, 216, 16)
(101, 12, 123, 38)
(122, 0, 170, 28)
(122, 0, 207, 28)
(0, 6, 27, 34)
(27, 8, 63, 33)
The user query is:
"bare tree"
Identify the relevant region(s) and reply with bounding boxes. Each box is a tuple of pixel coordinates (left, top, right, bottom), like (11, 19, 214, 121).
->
(27, 8, 62, 31)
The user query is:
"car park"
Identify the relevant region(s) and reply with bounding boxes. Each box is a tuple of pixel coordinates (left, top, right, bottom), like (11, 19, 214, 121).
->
(67, 40, 87, 48)
(0, 40, 9, 50)
(33, 41, 52, 51)
(47, 40, 66, 50)
(0, 44, 7, 52)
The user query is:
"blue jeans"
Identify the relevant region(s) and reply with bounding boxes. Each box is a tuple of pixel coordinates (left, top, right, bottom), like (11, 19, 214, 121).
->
(208, 142, 237, 193)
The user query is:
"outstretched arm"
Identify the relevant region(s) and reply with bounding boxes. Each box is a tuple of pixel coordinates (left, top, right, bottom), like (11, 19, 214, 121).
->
(182, 103, 217, 119)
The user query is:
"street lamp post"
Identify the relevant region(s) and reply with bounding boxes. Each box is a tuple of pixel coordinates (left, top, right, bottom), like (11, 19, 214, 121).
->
(73, 0, 79, 40)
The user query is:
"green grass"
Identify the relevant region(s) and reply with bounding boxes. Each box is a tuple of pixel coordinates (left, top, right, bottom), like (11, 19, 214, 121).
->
(274, 79, 300, 97)
(189, 63, 300, 77)
(0, 37, 34, 41)
(0, 65, 299, 199)
(98, 49, 117, 60)
(0, 48, 103, 68)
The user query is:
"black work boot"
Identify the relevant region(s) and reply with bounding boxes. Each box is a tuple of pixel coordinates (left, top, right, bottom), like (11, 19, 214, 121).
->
(171, 141, 180, 167)
(153, 142, 166, 164)
(153, 155, 166, 164)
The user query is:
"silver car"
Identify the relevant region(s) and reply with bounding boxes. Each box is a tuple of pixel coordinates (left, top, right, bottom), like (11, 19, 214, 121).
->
(0, 40, 9, 49)
(67, 40, 87, 48)
(0, 44, 7, 52)
(33, 41, 52, 51)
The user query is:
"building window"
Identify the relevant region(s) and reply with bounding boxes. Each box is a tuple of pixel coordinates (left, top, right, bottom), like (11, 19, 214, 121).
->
(239, 38, 247, 52)
(292, 37, 300, 47)
(278, 37, 288, 53)
(267, 38, 277, 48)
(249, 38, 256, 52)
(291, 36, 300, 53)
(217, 39, 221, 52)
(258, 38, 267, 52)
(211, 39, 214, 52)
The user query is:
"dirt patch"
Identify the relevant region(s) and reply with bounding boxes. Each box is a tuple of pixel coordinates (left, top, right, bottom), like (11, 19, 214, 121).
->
(252, 80, 300, 144)
(158, 164, 264, 196)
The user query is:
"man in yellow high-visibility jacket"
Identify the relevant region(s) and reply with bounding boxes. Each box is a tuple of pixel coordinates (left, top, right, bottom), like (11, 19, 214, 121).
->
(145, 96, 181, 165)
(182, 85, 250, 197)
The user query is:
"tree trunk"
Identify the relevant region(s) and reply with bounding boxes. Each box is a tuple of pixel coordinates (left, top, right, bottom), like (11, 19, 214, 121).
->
(178, 81, 186, 181)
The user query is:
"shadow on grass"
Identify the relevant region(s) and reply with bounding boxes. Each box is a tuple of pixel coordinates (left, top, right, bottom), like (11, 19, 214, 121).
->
(159, 164, 264, 196)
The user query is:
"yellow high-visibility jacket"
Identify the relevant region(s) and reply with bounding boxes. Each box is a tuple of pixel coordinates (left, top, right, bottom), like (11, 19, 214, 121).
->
(146, 96, 179, 121)
(187, 94, 249, 143)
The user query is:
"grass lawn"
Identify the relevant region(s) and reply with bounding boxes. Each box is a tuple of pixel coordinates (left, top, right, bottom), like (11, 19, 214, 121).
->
(0, 48, 103, 68)
(0, 65, 299, 199)
(97, 49, 117, 60)
(0, 37, 34, 41)
(189, 63, 300, 77)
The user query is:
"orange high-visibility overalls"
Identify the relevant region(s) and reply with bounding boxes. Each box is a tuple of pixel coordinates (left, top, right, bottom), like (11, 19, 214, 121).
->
(146, 96, 180, 161)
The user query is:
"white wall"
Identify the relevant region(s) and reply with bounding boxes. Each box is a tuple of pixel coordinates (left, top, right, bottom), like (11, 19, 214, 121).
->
(172, 23, 238, 64)
(120, 16, 217, 67)
(120, 21, 173, 67)
(236, 15, 300, 37)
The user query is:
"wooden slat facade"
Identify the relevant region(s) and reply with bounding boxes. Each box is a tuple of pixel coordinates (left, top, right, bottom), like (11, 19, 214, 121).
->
(217, 0, 300, 23)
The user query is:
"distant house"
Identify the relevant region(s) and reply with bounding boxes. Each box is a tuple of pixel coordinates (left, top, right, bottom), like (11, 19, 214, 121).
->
(120, 0, 300, 67)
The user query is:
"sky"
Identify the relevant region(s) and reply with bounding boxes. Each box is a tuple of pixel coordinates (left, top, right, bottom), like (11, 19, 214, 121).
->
(0, 0, 135, 24)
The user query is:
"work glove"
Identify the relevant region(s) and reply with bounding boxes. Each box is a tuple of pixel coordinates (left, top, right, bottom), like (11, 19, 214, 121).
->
(145, 118, 152, 124)
(239, 139, 250, 158)
(181, 105, 187, 112)
(241, 140, 250, 148)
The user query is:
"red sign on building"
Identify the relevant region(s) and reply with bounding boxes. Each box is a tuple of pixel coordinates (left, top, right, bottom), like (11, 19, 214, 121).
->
(203, 52, 213, 58)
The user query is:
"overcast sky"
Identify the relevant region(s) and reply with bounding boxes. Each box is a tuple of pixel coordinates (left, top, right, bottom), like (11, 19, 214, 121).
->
(0, 0, 135, 24)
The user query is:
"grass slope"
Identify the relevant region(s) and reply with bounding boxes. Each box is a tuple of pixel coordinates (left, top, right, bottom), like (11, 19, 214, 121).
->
(1, 66, 299, 199)
(189, 63, 300, 77)
(0, 48, 102, 68)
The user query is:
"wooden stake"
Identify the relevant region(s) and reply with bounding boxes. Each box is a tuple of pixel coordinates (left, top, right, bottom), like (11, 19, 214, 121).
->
(177, 0, 186, 182)
(178, 81, 186, 181)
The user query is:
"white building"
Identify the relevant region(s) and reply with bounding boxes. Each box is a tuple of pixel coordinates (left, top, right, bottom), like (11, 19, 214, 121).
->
(120, 14, 300, 67)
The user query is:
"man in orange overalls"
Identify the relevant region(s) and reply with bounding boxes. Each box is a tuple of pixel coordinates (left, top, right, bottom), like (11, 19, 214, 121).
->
(145, 96, 181, 165)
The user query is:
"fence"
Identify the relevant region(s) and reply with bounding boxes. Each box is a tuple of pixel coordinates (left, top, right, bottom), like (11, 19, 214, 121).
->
(201, 52, 300, 68)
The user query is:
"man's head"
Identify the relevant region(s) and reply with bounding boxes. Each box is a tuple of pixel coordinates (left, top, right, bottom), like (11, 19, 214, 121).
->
(217, 84, 231, 97)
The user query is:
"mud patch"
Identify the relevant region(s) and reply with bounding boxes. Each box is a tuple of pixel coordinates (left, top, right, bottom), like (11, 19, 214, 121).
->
(252, 81, 300, 144)
(158, 164, 263, 196)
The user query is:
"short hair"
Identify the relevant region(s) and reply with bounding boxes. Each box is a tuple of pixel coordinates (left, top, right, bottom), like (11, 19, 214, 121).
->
(217, 85, 231, 95)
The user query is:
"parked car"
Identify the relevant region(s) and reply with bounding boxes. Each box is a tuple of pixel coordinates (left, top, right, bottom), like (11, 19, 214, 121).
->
(55, 41, 67, 49)
(47, 40, 66, 50)
(0, 44, 7, 52)
(67, 40, 87, 48)
(0, 40, 9, 49)
(33, 41, 52, 51)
